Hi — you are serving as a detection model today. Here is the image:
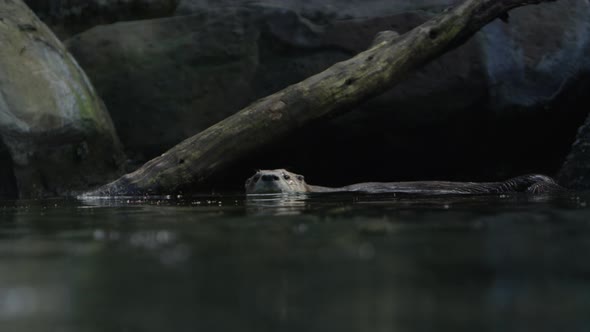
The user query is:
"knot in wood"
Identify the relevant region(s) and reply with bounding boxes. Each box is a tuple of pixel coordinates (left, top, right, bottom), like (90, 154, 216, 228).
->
(268, 101, 286, 120)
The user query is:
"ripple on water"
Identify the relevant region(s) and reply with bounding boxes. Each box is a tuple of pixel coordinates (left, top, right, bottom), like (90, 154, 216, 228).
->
(0, 191, 590, 331)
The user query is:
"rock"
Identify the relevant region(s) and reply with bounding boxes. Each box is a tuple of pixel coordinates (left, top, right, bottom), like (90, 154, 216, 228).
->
(23, 0, 178, 39)
(479, 2, 590, 109)
(66, 0, 590, 186)
(0, 0, 126, 198)
(559, 99, 590, 189)
(559, 123, 590, 188)
(67, 8, 263, 161)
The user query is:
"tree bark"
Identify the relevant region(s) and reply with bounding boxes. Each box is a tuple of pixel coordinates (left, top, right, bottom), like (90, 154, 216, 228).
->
(85, 0, 557, 196)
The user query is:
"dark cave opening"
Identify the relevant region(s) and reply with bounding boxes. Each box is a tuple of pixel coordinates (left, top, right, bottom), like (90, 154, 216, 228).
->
(0, 139, 18, 199)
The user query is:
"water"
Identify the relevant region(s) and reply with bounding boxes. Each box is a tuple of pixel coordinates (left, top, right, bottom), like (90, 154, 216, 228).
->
(1, 192, 590, 332)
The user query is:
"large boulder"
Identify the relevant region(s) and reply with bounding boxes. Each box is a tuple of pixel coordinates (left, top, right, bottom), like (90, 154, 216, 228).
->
(66, 0, 590, 186)
(0, 0, 126, 198)
(67, 8, 262, 162)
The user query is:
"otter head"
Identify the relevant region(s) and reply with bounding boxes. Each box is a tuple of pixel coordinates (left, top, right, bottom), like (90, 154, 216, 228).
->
(245, 169, 308, 194)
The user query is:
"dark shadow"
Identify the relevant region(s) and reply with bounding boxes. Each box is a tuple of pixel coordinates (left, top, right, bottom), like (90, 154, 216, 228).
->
(0, 139, 18, 199)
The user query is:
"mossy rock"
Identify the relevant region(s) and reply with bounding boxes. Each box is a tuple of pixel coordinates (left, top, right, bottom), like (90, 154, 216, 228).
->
(0, 0, 126, 197)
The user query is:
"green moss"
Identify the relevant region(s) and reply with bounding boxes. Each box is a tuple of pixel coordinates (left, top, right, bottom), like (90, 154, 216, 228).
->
(72, 89, 98, 128)
(68, 68, 114, 134)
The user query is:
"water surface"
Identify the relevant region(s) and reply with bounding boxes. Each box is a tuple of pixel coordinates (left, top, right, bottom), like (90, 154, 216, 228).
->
(1, 192, 589, 332)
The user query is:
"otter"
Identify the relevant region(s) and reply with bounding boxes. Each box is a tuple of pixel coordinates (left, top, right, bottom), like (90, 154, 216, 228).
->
(245, 169, 565, 195)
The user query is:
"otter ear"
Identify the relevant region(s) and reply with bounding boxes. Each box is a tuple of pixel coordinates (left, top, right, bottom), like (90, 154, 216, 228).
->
(297, 175, 304, 181)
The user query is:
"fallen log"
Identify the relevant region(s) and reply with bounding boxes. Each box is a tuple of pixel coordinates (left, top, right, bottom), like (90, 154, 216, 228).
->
(85, 0, 557, 196)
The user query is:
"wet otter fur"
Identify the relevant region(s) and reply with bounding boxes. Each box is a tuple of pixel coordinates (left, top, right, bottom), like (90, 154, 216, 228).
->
(245, 169, 565, 195)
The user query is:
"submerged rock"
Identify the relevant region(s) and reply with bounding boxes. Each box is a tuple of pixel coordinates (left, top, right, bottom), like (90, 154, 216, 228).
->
(66, 0, 590, 185)
(0, 0, 125, 197)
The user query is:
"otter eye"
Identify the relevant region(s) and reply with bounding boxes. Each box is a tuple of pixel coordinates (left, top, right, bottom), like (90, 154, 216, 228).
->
(297, 175, 304, 181)
(253, 175, 260, 181)
(283, 174, 291, 180)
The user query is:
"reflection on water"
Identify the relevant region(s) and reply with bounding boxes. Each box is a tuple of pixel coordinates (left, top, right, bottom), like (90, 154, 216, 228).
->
(1, 192, 590, 331)
(246, 193, 310, 215)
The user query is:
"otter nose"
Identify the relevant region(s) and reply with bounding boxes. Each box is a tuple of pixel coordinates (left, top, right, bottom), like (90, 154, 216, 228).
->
(261, 174, 279, 182)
